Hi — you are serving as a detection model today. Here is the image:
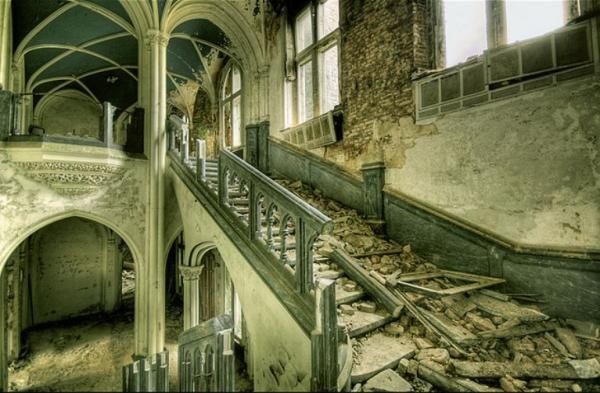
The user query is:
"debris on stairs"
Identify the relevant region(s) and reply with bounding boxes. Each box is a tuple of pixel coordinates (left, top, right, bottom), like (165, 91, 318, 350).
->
(274, 178, 600, 393)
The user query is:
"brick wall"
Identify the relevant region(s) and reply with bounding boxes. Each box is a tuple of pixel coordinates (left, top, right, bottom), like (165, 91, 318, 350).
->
(337, 0, 430, 160)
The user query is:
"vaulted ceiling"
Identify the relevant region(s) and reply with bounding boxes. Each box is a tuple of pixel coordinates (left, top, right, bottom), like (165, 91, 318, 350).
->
(12, 0, 233, 117)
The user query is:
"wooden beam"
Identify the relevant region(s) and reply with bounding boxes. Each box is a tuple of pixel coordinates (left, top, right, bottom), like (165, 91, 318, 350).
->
(330, 249, 404, 317)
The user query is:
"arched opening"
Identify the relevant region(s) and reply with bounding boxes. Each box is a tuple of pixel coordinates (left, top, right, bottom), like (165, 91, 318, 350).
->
(164, 232, 185, 392)
(196, 248, 252, 392)
(220, 62, 243, 150)
(1, 217, 138, 391)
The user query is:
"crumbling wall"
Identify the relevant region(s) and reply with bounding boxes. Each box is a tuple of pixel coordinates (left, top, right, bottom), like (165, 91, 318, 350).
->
(386, 76, 600, 249)
(327, 0, 429, 163)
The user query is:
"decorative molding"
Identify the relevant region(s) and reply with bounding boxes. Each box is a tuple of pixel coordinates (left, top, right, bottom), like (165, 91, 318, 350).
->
(179, 264, 204, 280)
(14, 161, 127, 195)
(145, 29, 170, 48)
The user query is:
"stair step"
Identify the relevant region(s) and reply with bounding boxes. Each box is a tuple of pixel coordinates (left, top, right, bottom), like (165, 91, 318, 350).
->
(342, 310, 397, 338)
(273, 241, 296, 251)
(350, 333, 416, 383)
(229, 198, 249, 206)
(335, 287, 365, 305)
(315, 270, 344, 280)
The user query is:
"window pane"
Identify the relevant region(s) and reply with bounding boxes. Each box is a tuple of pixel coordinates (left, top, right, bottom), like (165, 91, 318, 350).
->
(318, 0, 339, 39)
(319, 44, 339, 114)
(298, 60, 313, 123)
(232, 66, 241, 94)
(296, 7, 313, 53)
(223, 101, 232, 147)
(443, 0, 487, 67)
(232, 96, 241, 147)
(506, 0, 564, 44)
(223, 68, 232, 99)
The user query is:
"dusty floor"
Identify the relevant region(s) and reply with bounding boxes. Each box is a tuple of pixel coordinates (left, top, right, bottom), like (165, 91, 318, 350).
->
(8, 270, 253, 392)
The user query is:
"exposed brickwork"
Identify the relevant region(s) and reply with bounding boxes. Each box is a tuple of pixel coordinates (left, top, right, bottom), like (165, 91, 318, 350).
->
(337, 0, 431, 160)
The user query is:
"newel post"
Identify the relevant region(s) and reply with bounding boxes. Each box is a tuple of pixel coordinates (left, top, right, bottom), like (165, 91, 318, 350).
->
(361, 161, 386, 231)
(244, 121, 270, 174)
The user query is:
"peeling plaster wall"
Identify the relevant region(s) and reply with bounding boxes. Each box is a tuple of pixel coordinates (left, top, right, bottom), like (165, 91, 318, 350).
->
(330, 77, 600, 249)
(0, 142, 147, 273)
(170, 171, 311, 392)
(38, 93, 102, 139)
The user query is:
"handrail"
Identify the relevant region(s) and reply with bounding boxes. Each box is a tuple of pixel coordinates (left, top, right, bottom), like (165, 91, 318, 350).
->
(219, 149, 332, 294)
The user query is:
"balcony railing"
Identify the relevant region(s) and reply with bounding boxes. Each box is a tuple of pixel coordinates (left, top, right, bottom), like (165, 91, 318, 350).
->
(414, 16, 599, 121)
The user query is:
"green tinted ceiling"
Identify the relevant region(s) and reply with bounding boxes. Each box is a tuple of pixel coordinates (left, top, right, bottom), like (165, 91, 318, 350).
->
(86, 36, 138, 67)
(86, 0, 132, 24)
(25, 48, 66, 79)
(29, 7, 126, 48)
(172, 19, 230, 48)
(36, 52, 113, 81)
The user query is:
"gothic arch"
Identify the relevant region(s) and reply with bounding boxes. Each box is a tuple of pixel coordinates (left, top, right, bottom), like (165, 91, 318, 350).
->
(0, 209, 143, 279)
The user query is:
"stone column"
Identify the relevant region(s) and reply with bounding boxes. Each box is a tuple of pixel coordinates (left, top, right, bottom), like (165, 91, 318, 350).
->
(0, 0, 11, 91)
(135, 29, 169, 357)
(102, 101, 114, 146)
(0, 268, 8, 392)
(179, 265, 204, 330)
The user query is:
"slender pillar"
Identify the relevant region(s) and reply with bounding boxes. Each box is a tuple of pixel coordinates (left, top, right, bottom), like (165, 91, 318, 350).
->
(136, 29, 169, 357)
(0, 0, 11, 91)
(1, 268, 8, 392)
(179, 265, 204, 330)
(102, 230, 122, 312)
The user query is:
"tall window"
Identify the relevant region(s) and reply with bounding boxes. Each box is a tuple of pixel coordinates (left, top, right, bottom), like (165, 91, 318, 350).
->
(287, 0, 340, 126)
(221, 64, 242, 148)
(443, 0, 487, 67)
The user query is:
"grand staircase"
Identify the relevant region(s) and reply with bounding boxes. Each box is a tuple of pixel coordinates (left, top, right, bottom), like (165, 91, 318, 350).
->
(177, 151, 600, 392)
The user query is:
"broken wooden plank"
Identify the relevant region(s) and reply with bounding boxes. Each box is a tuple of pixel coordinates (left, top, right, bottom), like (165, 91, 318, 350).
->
(418, 307, 479, 346)
(392, 270, 504, 298)
(470, 293, 549, 322)
(452, 358, 600, 379)
(418, 362, 502, 392)
(331, 249, 404, 317)
(478, 289, 511, 302)
(477, 321, 559, 339)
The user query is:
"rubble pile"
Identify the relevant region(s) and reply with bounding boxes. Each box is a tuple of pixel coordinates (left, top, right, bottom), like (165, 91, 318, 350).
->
(277, 178, 600, 392)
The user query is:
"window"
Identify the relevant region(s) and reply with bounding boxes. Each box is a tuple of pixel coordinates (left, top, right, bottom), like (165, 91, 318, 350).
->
(506, 0, 564, 44)
(443, 0, 487, 67)
(286, 0, 340, 126)
(221, 64, 242, 148)
(442, 0, 568, 68)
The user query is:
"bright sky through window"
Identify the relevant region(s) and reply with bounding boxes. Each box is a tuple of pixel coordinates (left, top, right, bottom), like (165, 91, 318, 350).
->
(506, 0, 564, 43)
(443, 0, 487, 67)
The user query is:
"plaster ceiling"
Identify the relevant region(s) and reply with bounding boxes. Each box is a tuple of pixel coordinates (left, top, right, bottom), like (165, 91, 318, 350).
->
(12, 0, 232, 117)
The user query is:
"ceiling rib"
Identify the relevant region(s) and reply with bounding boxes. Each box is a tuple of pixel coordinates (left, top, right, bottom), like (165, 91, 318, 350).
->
(32, 65, 138, 92)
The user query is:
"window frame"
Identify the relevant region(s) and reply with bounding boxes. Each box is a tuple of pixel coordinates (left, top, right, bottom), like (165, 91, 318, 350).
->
(219, 62, 243, 149)
(286, 0, 341, 128)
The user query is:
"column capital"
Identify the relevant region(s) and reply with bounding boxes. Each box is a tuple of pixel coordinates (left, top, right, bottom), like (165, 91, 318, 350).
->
(145, 29, 170, 49)
(179, 264, 204, 280)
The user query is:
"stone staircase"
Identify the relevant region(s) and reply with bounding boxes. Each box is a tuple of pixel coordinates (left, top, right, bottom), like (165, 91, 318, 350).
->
(192, 156, 600, 392)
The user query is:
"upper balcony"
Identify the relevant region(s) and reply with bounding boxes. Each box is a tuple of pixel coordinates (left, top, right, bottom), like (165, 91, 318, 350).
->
(413, 15, 600, 122)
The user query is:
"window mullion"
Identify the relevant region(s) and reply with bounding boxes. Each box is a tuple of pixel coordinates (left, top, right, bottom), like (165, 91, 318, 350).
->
(311, 3, 320, 118)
